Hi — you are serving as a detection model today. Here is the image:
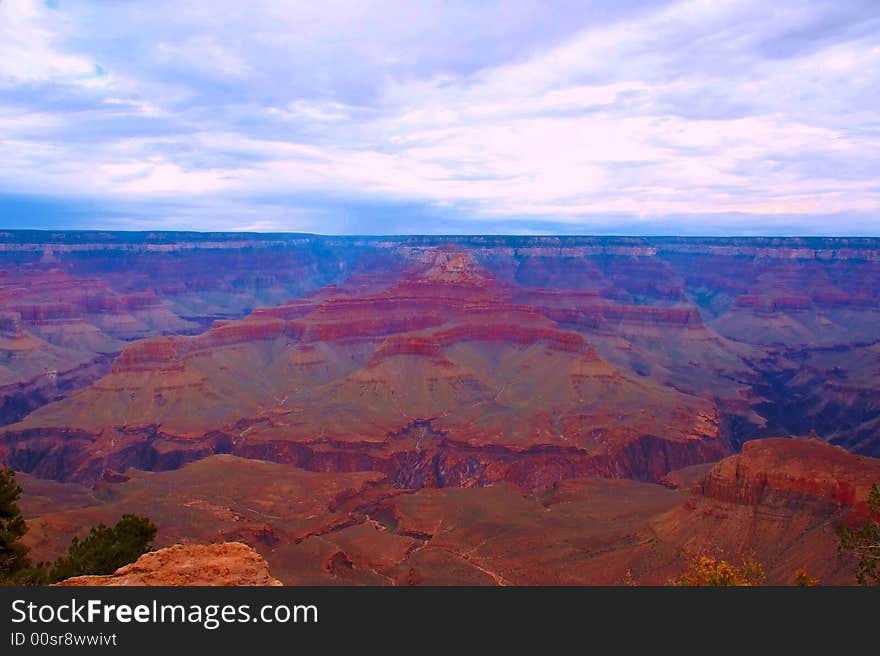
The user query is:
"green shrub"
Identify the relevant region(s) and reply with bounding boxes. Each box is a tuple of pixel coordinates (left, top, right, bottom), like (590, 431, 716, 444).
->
(49, 514, 157, 583)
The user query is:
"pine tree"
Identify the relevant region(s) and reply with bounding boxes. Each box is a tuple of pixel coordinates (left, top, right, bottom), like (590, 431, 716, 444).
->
(49, 514, 157, 583)
(0, 468, 31, 582)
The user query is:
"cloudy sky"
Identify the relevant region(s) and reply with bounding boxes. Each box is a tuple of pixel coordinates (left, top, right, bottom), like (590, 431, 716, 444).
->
(0, 0, 878, 235)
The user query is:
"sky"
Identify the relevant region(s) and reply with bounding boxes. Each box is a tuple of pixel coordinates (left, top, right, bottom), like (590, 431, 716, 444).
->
(0, 0, 878, 235)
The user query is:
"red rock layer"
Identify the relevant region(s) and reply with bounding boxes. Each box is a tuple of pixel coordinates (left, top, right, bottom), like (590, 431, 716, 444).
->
(643, 437, 880, 584)
(517, 290, 703, 329)
(112, 337, 181, 372)
(696, 437, 880, 510)
(434, 322, 592, 354)
(2, 245, 732, 492)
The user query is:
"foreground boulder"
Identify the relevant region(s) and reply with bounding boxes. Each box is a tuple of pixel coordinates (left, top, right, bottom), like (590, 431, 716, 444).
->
(55, 542, 283, 586)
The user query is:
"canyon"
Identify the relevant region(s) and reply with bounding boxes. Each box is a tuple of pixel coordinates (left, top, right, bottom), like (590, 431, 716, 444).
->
(2, 232, 879, 584)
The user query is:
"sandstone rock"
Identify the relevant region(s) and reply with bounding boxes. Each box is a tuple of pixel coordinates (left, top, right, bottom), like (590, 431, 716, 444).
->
(646, 437, 880, 584)
(55, 542, 283, 586)
(113, 336, 181, 372)
(696, 437, 880, 509)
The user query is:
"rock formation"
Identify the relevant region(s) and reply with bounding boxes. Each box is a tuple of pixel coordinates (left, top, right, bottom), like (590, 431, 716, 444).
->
(645, 438, 880, 584)
(17, 439, 880, 586)
(2, 246, 726, 488)
(55, 542, 282, 586)
(3, 233, 880, 585)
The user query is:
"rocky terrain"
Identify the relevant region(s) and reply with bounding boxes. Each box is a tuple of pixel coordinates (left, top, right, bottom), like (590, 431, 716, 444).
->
(20, 438, 878, 585)
(55, 542, 282, 586)
(0, 232, 374, 426)
(3, 232, 880, 584)
(2, 246, 727, 488)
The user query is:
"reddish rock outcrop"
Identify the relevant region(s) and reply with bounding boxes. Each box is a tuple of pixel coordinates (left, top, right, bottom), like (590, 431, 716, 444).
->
(113, 337, 181, 372)
(56, 542, 283, 586)
(193, 317, 287, 349)
(696, 437, 880, 510)
(645, 438, 880, 584)
(434, 321, 592, 354)
(369, 335, 444, 364)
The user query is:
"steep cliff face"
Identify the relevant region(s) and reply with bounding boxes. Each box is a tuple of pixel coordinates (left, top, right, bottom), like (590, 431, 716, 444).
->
(695, 438, 880, 509)
(0, 236, 381, 426)
(290, 438, 878, 585)
(646, 438, 880, 584)
(2, 233, 880, 493)
(55, 542, 282, 586)
(3, 247, 726, 488)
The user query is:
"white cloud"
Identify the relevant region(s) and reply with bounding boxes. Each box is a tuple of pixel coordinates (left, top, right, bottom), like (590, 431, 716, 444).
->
(156, 36, 251, 78)
(0, 0, 878, 232)
(0, 0, 100, 84)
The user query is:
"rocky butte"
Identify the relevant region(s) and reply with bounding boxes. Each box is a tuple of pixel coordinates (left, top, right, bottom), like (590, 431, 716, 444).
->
(2, 232, 880, 584)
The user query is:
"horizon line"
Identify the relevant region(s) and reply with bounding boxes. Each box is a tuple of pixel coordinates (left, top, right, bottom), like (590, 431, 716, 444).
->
(2, 229, 880, 240)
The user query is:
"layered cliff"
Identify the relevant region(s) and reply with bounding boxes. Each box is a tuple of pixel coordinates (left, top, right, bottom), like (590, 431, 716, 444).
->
(0, 235, 380, 426)
(17, 438, 879, 585)
(644, 438, 880, 584)
(695, 437, 880, 509)
(5, 233, 880, 489)
(3, 247, 727, 488)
